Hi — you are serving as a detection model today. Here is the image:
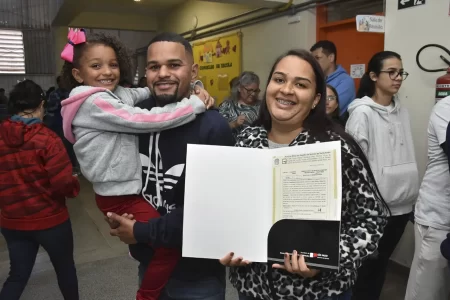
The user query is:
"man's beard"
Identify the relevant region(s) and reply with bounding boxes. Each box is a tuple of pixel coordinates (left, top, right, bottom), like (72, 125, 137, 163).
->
(151, 84, 181, 107)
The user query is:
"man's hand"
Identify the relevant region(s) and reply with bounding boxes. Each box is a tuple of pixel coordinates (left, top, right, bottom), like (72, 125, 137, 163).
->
(192, 86, 215, 109)
(104, 213, 134, 229)
(107, 212, 138, 244)
(272, 251, 320, 278)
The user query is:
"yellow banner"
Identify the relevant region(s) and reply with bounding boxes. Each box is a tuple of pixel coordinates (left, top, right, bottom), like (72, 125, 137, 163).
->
(192, 32, 242, 106)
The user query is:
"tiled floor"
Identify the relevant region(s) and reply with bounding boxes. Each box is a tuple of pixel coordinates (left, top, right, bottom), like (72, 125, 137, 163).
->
(0, 177, 409, 300)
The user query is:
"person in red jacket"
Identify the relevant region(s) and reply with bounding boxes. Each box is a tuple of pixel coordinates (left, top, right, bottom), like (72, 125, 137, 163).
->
(0, 80, 80, 300)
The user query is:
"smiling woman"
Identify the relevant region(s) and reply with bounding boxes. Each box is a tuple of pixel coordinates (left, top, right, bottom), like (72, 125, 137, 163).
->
(219, 49, 390, 300)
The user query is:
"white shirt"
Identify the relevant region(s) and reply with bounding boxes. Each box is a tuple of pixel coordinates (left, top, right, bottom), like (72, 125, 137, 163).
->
(415, 96, 450, 230)
(346, 96, 419, 216)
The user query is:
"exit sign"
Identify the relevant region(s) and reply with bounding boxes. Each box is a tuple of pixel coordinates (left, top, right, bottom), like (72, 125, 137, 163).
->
(398, 0, 426, 10)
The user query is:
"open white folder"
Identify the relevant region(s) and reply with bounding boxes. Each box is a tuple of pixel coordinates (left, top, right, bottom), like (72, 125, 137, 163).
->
(183, 141, 342, 263)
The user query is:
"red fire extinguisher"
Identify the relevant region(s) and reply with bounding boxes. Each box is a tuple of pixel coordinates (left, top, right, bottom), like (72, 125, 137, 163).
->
(436, 68, 450, 103)
(416, 44, 450, 103)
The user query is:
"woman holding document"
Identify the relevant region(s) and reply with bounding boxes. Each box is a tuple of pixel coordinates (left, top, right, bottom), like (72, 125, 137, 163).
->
(219, 49, 390, 300)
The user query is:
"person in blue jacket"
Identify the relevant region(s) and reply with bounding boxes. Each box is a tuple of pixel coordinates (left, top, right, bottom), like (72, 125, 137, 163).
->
(311, 40, 355, 115)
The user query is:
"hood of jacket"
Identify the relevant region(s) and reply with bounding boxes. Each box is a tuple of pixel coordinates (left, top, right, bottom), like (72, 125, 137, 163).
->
(0, 116, 42, 147)
(347, 96, 400, 121)
(327, 65, 349, 82)
(60, 86, 108, 143)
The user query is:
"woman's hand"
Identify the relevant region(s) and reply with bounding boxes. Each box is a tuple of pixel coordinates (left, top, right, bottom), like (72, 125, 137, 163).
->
(219, 252, 251, 267)
(192, 86, 215, 109)
(230, 115, 246, 129)
(272, 251, 320, 278)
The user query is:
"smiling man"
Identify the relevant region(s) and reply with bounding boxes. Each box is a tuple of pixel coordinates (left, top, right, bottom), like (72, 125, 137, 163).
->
(108, 32, 234, 300)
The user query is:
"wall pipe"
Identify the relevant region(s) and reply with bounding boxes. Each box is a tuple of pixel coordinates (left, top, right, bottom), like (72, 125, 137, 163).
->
(179, 7, 269, 37)
(275, 0, 294, 12)
(185, 0, 355, 41)
(135, 0, 357, 53)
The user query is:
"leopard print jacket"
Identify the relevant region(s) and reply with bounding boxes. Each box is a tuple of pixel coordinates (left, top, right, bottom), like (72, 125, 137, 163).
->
(230, 126, 389, 300)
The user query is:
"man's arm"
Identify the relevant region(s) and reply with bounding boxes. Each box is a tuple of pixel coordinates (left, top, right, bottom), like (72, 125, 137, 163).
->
(133, 112, 234, 248)
(432, 100, 450, 155)
(442, 111, 450, 170)
(133, 207, 183, 247)
(443, 123, 449, 157)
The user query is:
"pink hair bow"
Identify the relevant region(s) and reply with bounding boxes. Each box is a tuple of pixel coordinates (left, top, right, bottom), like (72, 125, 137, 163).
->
(61, 28, 86, 63)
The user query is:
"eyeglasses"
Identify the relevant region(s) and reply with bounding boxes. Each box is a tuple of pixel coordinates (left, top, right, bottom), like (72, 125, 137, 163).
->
(327, 95, 337, 102)
(242, 86, 260, 95)
(380, 70, 409, 81)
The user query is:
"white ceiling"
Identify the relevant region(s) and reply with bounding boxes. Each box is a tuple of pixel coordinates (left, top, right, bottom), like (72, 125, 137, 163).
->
(53, 0, 188, 25)
(83, 0, 187, 15)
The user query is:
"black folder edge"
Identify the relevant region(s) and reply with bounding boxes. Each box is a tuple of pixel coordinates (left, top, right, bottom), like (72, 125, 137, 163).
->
(267, 219, 341, 272)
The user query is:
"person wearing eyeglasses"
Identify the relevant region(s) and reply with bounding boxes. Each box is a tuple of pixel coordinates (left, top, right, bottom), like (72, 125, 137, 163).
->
(345, 51, 419, 300)
(326, 84, 348, 126)
(218, 71, 261, 140)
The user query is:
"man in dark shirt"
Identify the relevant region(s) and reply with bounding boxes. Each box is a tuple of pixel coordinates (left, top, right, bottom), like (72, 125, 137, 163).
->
(0, 88, 9, 121)
(107, 32, 234, 300)
(46, 76, 80, 175)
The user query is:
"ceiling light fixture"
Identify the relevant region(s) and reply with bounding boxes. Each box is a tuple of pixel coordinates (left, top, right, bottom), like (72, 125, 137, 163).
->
(134, 0, 141, 2)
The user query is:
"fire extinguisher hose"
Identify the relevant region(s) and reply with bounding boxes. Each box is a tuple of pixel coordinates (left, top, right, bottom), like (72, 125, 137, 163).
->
(416, 44, 450, 72)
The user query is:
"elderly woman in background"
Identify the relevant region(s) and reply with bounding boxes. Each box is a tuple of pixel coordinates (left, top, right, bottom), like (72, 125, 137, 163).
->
(219, 71, 261, 140)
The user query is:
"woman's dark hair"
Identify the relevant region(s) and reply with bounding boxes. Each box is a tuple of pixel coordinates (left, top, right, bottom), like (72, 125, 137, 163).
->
(357, 51, 401, 99)
(60, 32, 133, 90)
(255, 49, 391, 216)
(326, 84, 340, 119)
(8, 80, 45, 115)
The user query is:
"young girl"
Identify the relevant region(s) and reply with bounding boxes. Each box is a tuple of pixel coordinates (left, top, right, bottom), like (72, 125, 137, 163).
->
(326, 84, 348, 126)
(59, 29, 212, 300)
(0, 80, 80, 300)
(346, 51, 418, 300)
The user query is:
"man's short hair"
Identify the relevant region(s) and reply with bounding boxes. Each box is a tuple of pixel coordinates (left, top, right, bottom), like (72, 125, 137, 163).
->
(148, 32, 193, 59)
(310, 40, 337, 63)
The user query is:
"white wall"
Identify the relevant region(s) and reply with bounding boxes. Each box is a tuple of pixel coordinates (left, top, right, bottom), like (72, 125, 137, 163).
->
(190, 10, 316, 87)
(241, 10, 316, 85)
(161, 0, 254, 34)
(161, 0, 316, 85)
(385, 0, 450, 267)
